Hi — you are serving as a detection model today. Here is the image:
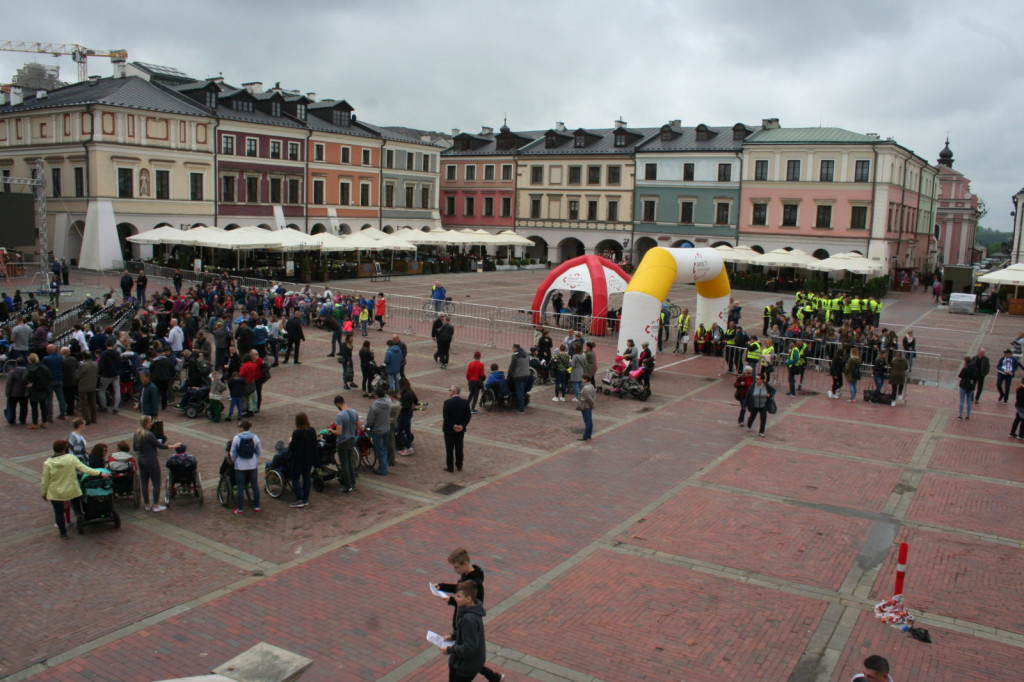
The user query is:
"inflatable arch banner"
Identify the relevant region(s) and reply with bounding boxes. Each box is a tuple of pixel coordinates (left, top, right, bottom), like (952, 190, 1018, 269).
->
(616, 247, 731, 354)
(531, 255, 631, 337)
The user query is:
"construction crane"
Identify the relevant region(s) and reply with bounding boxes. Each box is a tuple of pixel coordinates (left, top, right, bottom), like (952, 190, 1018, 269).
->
(0, 41, 127, 82)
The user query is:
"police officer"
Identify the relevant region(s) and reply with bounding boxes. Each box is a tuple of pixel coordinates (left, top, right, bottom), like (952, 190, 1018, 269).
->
(746, 335, 762, 372)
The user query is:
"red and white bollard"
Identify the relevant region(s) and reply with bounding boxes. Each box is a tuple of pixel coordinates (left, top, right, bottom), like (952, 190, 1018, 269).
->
(893, 542, 908, 599)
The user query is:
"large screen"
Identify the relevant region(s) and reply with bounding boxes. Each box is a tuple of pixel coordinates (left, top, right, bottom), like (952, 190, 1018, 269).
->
(0, 194, 37, 250)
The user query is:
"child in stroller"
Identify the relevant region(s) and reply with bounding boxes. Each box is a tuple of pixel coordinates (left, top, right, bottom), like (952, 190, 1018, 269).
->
(601, 355, 629, 394)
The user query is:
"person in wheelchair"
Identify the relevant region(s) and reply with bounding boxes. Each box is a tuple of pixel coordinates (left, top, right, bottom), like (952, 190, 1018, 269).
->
(484, 363, 509, 398)
(529, 347, 549, 384)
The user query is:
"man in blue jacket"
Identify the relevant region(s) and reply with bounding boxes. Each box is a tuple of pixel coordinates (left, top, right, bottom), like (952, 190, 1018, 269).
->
(384, 338, 403, 391)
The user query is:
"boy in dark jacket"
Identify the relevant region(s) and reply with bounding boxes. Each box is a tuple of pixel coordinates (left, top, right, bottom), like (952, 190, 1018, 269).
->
(434, 548, 503, 682)
(440, 581, 489, 682)
(226, 373, 246, 421)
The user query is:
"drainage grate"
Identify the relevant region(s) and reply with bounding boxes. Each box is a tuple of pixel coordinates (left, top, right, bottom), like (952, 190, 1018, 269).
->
(435, 483, 465, 496)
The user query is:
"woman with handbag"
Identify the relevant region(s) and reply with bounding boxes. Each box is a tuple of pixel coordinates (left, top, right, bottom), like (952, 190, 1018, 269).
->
(734, 366, 754, 426)
(743, 372, 777, 437)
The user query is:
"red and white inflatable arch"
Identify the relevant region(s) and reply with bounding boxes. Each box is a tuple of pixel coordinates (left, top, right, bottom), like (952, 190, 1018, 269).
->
(531, 255, 631, 336)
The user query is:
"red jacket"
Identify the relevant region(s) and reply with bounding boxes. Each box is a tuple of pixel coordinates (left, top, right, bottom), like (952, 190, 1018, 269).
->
(466, 360, 486, 382)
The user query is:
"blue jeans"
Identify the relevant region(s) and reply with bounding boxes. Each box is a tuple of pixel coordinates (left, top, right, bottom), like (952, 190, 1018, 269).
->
(571, 380, 582, 400)
(396, 411, 413, 450)
(388, 372, 400, 391)
(235, 468, 259, 510)
(848, 380, 858, 401)
(873, 375, 884, 399)
(330, 330, 342, 354)
(581, 408, 593, 439)
(372, 433, 389, 474)
(958, 388, 973, 417)
(514, 376, 528, 411)
(291, 462, 311, 503)
(227, 396, 243, 418)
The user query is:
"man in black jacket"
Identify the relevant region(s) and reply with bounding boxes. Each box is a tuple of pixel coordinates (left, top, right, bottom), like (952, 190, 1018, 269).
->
(282, 309, 305, 364)
(97, 338, 121, 414)
(441, 385, 471, 472)
(435, 314, 454, 369)
(234, 320, 255, 358)
(439, 581, 488, 682)
(972, 347, 990, 403)
(148, 347, 175, 409)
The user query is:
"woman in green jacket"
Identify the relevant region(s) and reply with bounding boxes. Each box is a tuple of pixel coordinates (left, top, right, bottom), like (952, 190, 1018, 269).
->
(41, 439, 109, 538)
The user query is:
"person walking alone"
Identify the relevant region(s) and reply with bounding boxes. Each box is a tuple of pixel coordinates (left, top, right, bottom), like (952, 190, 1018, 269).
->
(743, 373, 776, 437)
(577, 374, 596, 441)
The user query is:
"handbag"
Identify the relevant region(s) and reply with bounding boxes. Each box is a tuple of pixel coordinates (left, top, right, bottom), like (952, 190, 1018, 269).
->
(766, 396, 777, 414)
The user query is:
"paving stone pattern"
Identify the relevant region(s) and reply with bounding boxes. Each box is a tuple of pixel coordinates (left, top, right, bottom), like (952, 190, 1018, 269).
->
(2, 271, 1022, 681)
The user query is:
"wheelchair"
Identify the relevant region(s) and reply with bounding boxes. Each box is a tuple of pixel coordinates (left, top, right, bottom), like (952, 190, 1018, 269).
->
(481, 378, 532, 412)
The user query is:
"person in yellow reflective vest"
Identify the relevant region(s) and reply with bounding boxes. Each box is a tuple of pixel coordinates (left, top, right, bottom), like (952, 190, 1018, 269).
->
(760, 337, 776, 384)
(763, 303, 773, 336)
(674, 309, 691, 354)
(723, 322, 739, 373)
(746, 335, 762, 372)
(784, 339, 807, 396)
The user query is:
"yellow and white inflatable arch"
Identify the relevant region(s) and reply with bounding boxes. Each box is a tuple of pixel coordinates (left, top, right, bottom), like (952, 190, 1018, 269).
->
(616, 247, 731, 354)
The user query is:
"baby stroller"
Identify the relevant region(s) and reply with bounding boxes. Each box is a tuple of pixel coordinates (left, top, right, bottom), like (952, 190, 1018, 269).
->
(264, 440, 293, 499)
(216, 452, 254, 507)
(601, 355, 629, 395)
(175, 385, 210, 420)
(77, 469, 121, 534)
(311, 431, 346, 491)
(164, 452, 203, 506)
(107, 450, 141, 508)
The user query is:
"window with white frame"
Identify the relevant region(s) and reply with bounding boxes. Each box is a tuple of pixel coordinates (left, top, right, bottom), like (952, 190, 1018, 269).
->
(362, 148, 371, 165)
(465, 165, 477, 181)
(341, 147, 351, 164)
(501, 164, 513, 181)
(222, 135, 235, 155)
(483, 165, 495, 181)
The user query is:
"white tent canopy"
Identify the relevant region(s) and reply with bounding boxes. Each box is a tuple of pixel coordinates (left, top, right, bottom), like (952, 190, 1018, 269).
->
(979, 262, 1024, 286)
(807, 252, 885, 275)
(750, 247, 817, 268)
(126, 225, 206, 246)
(715, 244, 762, 264)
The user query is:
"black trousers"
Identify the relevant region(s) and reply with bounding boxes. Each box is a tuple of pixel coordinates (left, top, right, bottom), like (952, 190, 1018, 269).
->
(444, 431, 465, 470)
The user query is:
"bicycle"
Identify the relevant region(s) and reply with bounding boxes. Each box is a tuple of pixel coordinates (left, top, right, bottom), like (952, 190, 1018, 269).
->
(422, 298, 456, 317)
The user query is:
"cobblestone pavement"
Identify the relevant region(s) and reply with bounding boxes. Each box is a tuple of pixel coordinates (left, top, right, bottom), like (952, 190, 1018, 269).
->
(2, 270, 1022, 681)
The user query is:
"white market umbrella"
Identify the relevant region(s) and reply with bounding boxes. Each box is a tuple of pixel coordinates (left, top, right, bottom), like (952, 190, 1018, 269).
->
(126, 225, 204, 246)
(716, 244, 761, 264)
(809, 252, 885, 275)
(979, 262, 1024, 286)
(494, 230, 535, 247)
(751, 247, 817, 268)
(265, 228, 322, 252)
(310, 232, 361, 253)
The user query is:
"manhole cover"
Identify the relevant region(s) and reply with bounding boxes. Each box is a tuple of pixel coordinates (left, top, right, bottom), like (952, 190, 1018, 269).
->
(435, 483, 464, 496)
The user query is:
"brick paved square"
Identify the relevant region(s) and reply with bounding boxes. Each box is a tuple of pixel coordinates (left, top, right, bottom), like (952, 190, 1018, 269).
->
(756, 414, 923, 464)
(928, 436, 1024, 483)
(793, 394, 939, 431)
(870, 528, 1024, 636)
(490, 550, 828, 681)
(618, 487, 871, 590)
(701, 445, 902, 512)
(905, 473, 1024, 542)
(0, 529, 240, 676)
(833, 610, 1024, 682)
(939, 410, 1009, 437)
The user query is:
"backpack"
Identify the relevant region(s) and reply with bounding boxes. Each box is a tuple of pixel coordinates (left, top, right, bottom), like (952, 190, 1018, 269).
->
(236, 434, 256, 459)
(260, 362, 271, 380)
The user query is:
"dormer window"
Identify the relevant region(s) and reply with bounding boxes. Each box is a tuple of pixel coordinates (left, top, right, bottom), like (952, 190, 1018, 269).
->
(271, 101, 282, 117)
(614, 132, 626, 147)
(696, 128, 709, 141)
(205, 91, 218, 109)
(296, 104, 306, 121)
(732, 124, 749, 141)
(660, 127, 673, 141)
(232, 99, 253, 113)
(574, 133, 586, 148)
(545, 134, 558, 149)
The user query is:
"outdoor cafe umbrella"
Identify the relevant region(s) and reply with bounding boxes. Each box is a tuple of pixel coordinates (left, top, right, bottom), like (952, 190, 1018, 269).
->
(714, 244, 762, 264)
(750, 247, 817, 268)
(979, 262, 1024, 286)
(126, 225, 205, 246)
(807, 252, 885, 275)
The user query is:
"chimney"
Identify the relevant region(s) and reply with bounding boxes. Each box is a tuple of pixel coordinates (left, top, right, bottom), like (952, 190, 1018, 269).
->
(866, 133, 880, 140)
(670, 119, 681, 128)
(761, 118, 780, 129)
(420, 134, 432, 142)
(614, 118, 627, 129)
(36, 90, 47, 99)
(242, 81, 263, 94)
(481, 126, 493, 135)
(306, 92, 316, 102)
(10, 86, 23, 106)
(113, 61, 126, 79)
(555, 121, 566, 132)
(451, 128, 460, 136)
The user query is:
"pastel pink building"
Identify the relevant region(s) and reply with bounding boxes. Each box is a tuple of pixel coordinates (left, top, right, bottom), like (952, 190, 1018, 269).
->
(738, 123, 939, 276)
(934, 140, 982, 265)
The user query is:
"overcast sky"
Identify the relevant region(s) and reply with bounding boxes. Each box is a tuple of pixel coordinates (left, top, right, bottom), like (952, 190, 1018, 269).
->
(4, 0, 1021, 229)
